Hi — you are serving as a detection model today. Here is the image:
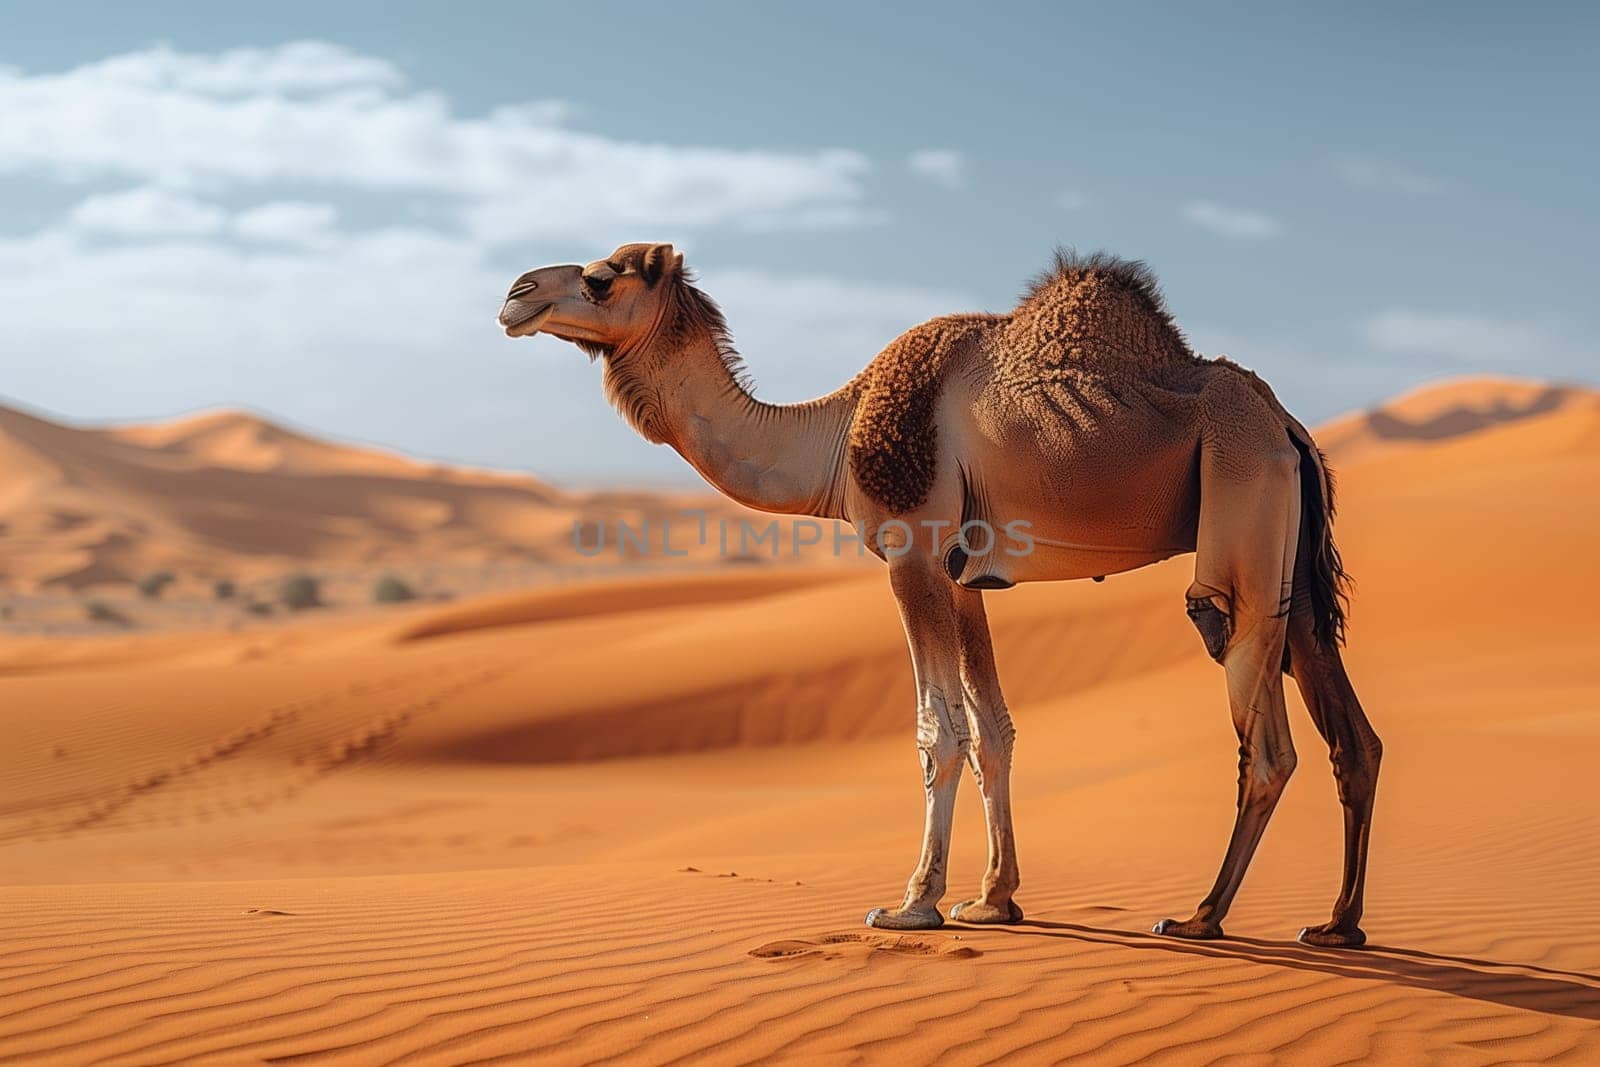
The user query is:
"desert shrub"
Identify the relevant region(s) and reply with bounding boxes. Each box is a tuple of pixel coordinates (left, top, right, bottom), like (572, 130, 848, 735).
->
(277, 573, 322, 611)
(372, 575, 417, 604)
(85, 599, 131, 626)
(137, 570, 176, 599)
(213, 578, 237, 600)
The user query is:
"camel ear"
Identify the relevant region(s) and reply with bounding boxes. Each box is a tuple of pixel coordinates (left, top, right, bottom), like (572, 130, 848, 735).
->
(641, 243, 680, 287)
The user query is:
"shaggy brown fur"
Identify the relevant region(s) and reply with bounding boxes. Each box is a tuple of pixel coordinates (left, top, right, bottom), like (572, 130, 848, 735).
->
(845, 314, 995, 515)
(846, 249, 1198, 521)
(1001, 249, 1196, 375)
(843, 249, 1348, 650)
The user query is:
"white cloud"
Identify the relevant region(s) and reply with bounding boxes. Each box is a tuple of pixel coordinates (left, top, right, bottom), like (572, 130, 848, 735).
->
(0, 43, 874, 241)
(1334, 154, 1442, 195)
(0, 219, 599, 472)
(1055, 190, 1088, 210)
(1182, 201, 1282, 239)
(70, 41, 404, 96)
(232, 201, 339, 246)
(1361, 310, 1558, 363)
(0, 42, 956, 481)
(66, 187, 342, 247)
(461, 144, 871, 242)
(67, 185, 226, 237)
(0, 224, 487, 363)
(906, 149, 967, 190)
(0, 222, 965, 480)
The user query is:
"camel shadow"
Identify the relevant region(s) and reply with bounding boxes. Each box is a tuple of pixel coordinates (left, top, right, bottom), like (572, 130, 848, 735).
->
(981, 919, 1600, 1021)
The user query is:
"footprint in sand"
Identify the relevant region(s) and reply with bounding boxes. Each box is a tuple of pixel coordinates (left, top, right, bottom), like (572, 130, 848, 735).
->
(749, 932, 980, 962)
(242, 908, 295, 917)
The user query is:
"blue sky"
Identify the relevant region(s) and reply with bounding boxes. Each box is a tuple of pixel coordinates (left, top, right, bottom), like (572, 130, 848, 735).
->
(1, 2, 1595, 484)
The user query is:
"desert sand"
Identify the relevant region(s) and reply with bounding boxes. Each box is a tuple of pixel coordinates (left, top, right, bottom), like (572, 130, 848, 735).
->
(2, 376, 1598, 1063)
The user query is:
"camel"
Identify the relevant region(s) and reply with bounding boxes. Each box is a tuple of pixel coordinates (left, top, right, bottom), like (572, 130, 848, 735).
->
(498, 243, 1382, 947)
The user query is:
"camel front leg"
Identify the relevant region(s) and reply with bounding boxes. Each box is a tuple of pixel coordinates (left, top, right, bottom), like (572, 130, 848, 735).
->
(948, 587, 1024, 924)
(865, 553, 968, 931)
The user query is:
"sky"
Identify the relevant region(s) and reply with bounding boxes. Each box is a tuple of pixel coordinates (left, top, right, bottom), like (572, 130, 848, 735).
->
(1, 1, 1596, 485)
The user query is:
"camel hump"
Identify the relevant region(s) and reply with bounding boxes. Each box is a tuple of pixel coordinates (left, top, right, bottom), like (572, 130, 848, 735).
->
(1003, 248, 1194, 371)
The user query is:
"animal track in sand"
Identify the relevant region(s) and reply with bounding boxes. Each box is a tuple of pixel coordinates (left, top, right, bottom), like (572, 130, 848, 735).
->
(3, 662, 512, 845)
(0, 703, 307, 844)
(748, 932, 981, 962)
(677, 866, 803, 885)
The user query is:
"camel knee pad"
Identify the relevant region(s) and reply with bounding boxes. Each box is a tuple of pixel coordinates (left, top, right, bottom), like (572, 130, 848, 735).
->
(1186, 596, 1232, 663)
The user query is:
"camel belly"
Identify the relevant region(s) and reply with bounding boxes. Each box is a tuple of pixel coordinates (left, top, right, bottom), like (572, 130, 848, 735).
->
(933, 378, 1206, 587)
(983, 534, 1191, 585)
(954, 443, 1200, 587)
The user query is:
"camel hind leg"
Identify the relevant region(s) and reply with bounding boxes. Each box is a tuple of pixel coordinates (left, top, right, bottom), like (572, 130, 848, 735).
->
(1156, 438, 1301, 940)
(1287, 562, 1382, 948)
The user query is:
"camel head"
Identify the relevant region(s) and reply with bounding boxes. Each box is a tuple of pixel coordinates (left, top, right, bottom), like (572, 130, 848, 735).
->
(498, 242, 685, 354)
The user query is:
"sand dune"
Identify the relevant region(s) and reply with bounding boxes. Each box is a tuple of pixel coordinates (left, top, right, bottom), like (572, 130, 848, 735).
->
(1315, 374, 1597, 463)
(0, 401, 830, 595)
(1, 376, 1598, 1062)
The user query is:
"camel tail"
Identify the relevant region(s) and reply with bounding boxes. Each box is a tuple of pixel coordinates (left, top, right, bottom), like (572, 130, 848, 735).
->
(1289, 431, 1350, 649)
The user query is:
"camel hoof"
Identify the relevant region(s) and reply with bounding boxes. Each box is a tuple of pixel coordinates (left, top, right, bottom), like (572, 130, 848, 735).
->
(865, 906, 944, 930)
(1298, 923, 1367, 949)
(950, 899, 1024, 924)
(1152, 917, 1223, 940)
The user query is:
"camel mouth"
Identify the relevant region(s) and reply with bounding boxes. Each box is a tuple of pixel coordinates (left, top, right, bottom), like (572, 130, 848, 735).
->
(500, 301, 554, 337)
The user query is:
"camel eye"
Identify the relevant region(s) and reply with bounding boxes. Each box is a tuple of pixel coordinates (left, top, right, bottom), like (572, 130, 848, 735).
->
(582, 270, 615, 302)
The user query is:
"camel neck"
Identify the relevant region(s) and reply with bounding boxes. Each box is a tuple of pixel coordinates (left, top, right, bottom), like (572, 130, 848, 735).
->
(648, 331, 855, 520)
